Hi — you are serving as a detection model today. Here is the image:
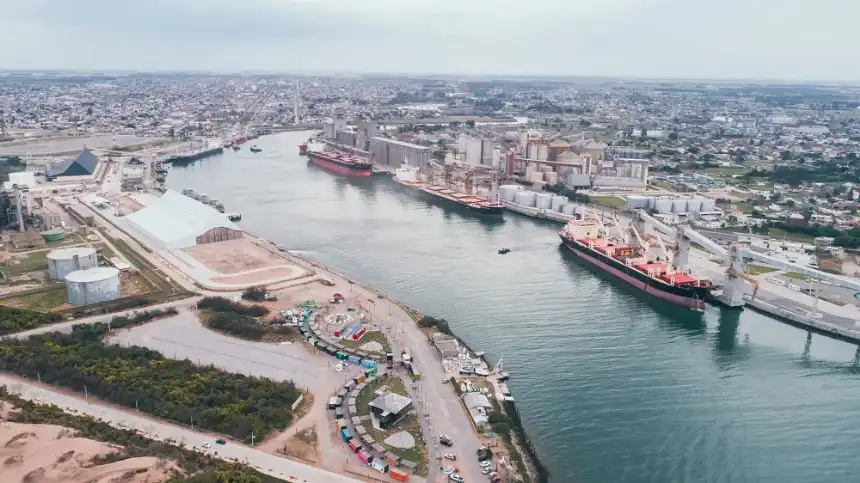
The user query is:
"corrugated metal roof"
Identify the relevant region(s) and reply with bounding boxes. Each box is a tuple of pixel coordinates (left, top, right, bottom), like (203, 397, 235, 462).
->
(50, 148, 99, 176)
(125, 189, 242, 249)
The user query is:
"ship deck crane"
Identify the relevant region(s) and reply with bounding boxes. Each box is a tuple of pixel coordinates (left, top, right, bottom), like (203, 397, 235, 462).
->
(633, 209, 860, 307)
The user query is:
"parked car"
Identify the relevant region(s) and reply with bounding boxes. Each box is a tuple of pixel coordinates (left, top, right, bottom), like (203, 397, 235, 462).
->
(448, 475, 464, 483)
(215, 439, 226, 445)
(444, 453, 457, 460)
(201, 442, 211, 448)
(439, 435, 453, 447)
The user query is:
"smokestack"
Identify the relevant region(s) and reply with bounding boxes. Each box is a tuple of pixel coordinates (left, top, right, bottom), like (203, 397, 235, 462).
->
(13, 184, 23, 232)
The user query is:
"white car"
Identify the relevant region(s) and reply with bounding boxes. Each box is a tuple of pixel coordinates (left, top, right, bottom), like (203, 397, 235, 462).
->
(448, 475, 464, 483)
(201, 442, 212, 449)
(480, 461, 492, 469)
(444, 453, 457, 460)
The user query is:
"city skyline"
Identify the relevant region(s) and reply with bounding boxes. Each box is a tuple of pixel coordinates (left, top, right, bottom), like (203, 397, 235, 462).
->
(1, 0, 858, 81)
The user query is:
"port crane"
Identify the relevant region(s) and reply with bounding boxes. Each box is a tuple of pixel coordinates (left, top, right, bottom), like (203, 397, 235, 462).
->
(632, 210, 860, 307)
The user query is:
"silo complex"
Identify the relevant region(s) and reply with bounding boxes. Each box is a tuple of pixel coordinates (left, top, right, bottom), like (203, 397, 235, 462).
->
(66, 267, 122, 305)
(47, 247, 99, 280)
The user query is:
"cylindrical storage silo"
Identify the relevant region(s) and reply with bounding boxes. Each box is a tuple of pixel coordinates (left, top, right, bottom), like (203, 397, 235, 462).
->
(499, 185, 523, 202)
(646, 196, 656, 209)
(540, 166, 553, 173)
(551, 195, 567, 211)
(514, 191, 537, 207)
(654, 197, 673, 213)
(528, 172, 545, 183)
(535, 193, 553, 210)
(562, 204, 576, 215)
(66, 267, 122, 305)
(700, 198, 716, 212)
(687, 196, 704, 213)
(626, 195, 649, 210)
(544, 172, 559, 185)
(47, 247, 99, 280)
(672, 198, 688, 213)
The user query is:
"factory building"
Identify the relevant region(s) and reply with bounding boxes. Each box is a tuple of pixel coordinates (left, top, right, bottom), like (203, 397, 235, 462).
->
(125, 189, 243, 250)
(369, 137, 430, 168)
(49, 148, 99, 177)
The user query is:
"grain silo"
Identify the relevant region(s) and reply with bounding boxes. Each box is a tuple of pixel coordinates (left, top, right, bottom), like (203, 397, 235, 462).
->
(528, 172, 545, 183)
(671, 198, 688, 213)
(562, 204, 576, 215)
(66, 267, 122, 305)
(535, 193, 554, 210)
(626, 195, 649, 210)
(654, 197, 673, 214)
(700, 198, 717, 212)
(686, 196, 704, 213)
(544, 172, 559, 185)
(499, 185, 523, 202)
(551, 195, 567, 211)
(47, 247, 99, 280)
(514, 191, 537, 207)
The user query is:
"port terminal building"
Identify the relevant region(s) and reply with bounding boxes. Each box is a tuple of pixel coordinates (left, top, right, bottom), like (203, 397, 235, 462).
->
(369, 137, 430, 168)
(125, 190, 243, 249)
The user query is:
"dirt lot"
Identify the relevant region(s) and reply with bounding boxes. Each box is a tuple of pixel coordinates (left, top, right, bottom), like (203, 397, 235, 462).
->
(211, 267, 303, 285)
(0, 420, 176, 483)
(185, 238, 296, 274)
(117, 196, 145, 216)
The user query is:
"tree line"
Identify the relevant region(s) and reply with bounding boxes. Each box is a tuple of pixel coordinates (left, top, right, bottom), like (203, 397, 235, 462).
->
(199, 297, 295, 342)
(0, 326, 302, 443)
(0, 306, 63, 335)
(0, 387, 283, 483)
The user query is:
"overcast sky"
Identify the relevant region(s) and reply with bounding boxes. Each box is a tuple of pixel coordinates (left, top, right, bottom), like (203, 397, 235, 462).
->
(0, 0, 856, 81)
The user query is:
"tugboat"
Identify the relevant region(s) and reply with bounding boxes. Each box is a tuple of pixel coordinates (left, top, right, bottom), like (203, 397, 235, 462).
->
(498, 248, 511, 255)
(250, 145, 262, 153)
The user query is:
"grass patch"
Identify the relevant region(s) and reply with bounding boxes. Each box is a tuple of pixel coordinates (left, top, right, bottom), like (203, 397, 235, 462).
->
(0, 287, 67, 311)
(2, 250, 51, 275)
(590, 196, 626, 210)
(338, 330, 390, 353)
(354, 375, 426, 474)
(746, 264, 778, 275)
(767, 227, 816, 244)
(783, 271, 809, 280)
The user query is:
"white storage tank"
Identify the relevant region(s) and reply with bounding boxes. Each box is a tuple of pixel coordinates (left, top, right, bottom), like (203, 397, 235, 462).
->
(528, 172, 545, 183)
(700, 198, 717, 212)
(514, 191, 537, 207)
(66, 267, 122, 305)
(551, 195, 567, 211)
(654, 197, 673, 214)
(671, 198, 688, 213)
(687, 196, 704, 213)
(544, 172, 559, 185)
(47, 247, 99, 280)
(626, 195, 649, 210)
(499, 185, 523, 202)
(562, 204, 576, 215)
(535, 193, 554, 210)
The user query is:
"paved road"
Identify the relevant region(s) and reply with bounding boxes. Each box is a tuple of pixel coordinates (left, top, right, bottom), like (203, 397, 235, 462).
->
(0, 374, 362, 483)
(3, 297, 202, 340)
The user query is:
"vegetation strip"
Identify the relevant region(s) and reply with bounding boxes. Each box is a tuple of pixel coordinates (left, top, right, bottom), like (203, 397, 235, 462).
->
(0, 387, 284, 483)
(0, 305, 62, 336)
(0, 311, 302, 443)
(197, 296, 298, 342)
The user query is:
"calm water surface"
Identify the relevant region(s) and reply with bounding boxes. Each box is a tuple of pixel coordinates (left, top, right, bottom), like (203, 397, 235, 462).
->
(168, 132, 860, 483)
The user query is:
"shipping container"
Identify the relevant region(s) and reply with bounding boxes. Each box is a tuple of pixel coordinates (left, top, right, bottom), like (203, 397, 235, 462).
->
(348, 440, 362, 453)
(336, 419, 347, 430)
(366, 367, 378, 377)
(372, 459, 389, 473)
(347, 355, 362, 364)
(361, 359, 377, 369)
(336, 351, 349, 360)
(389, 468, 409, 482)
(341, 427, 352, 442)
(357, 450, 373, 464)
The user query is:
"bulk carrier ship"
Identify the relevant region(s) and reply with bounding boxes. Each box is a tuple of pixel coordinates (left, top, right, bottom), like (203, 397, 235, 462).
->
(559, 215, 712, 310)
(394, 162, 504, 216)
(306, 142, 373, 177)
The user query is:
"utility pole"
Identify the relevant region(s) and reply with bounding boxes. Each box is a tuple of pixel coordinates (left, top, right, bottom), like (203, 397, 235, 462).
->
(37, 373, 40, 384)
(190, 415, 194, 431)
(251, 432, 255, 447)
(84, 386, 88, 400)
(135, 400, 139, 412)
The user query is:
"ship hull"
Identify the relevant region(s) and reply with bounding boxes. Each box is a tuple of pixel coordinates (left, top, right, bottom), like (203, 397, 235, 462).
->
(308, 153, 372, 177)
(395, 179, 504, 216)
(560, 235, 706, 311)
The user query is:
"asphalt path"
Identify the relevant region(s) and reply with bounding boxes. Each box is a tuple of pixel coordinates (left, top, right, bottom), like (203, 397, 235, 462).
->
(0, 373, 362, 483)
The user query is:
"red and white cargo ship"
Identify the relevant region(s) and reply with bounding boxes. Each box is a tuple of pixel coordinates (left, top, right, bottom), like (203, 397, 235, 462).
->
(306, 142, 372, 177)
(559, 216, 712, 311)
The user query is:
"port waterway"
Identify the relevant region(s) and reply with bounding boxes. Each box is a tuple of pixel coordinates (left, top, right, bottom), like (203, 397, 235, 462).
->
(168, 132, 860, 483)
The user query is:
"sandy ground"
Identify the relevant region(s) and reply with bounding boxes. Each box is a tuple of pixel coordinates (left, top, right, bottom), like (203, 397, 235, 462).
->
(117, 196, 145, 216)
(211, 267, 301, 285)
(185, 238, 292, 274)
(0, 420, 176, 483)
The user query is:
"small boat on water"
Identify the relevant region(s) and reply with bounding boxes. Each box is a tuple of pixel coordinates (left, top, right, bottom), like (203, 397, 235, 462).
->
(498, 248, 511, 255)
(250, 145, 262, 153)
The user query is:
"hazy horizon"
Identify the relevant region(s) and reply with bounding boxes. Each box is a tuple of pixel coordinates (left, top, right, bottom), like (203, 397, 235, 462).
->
(2, 0, 858, 82)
